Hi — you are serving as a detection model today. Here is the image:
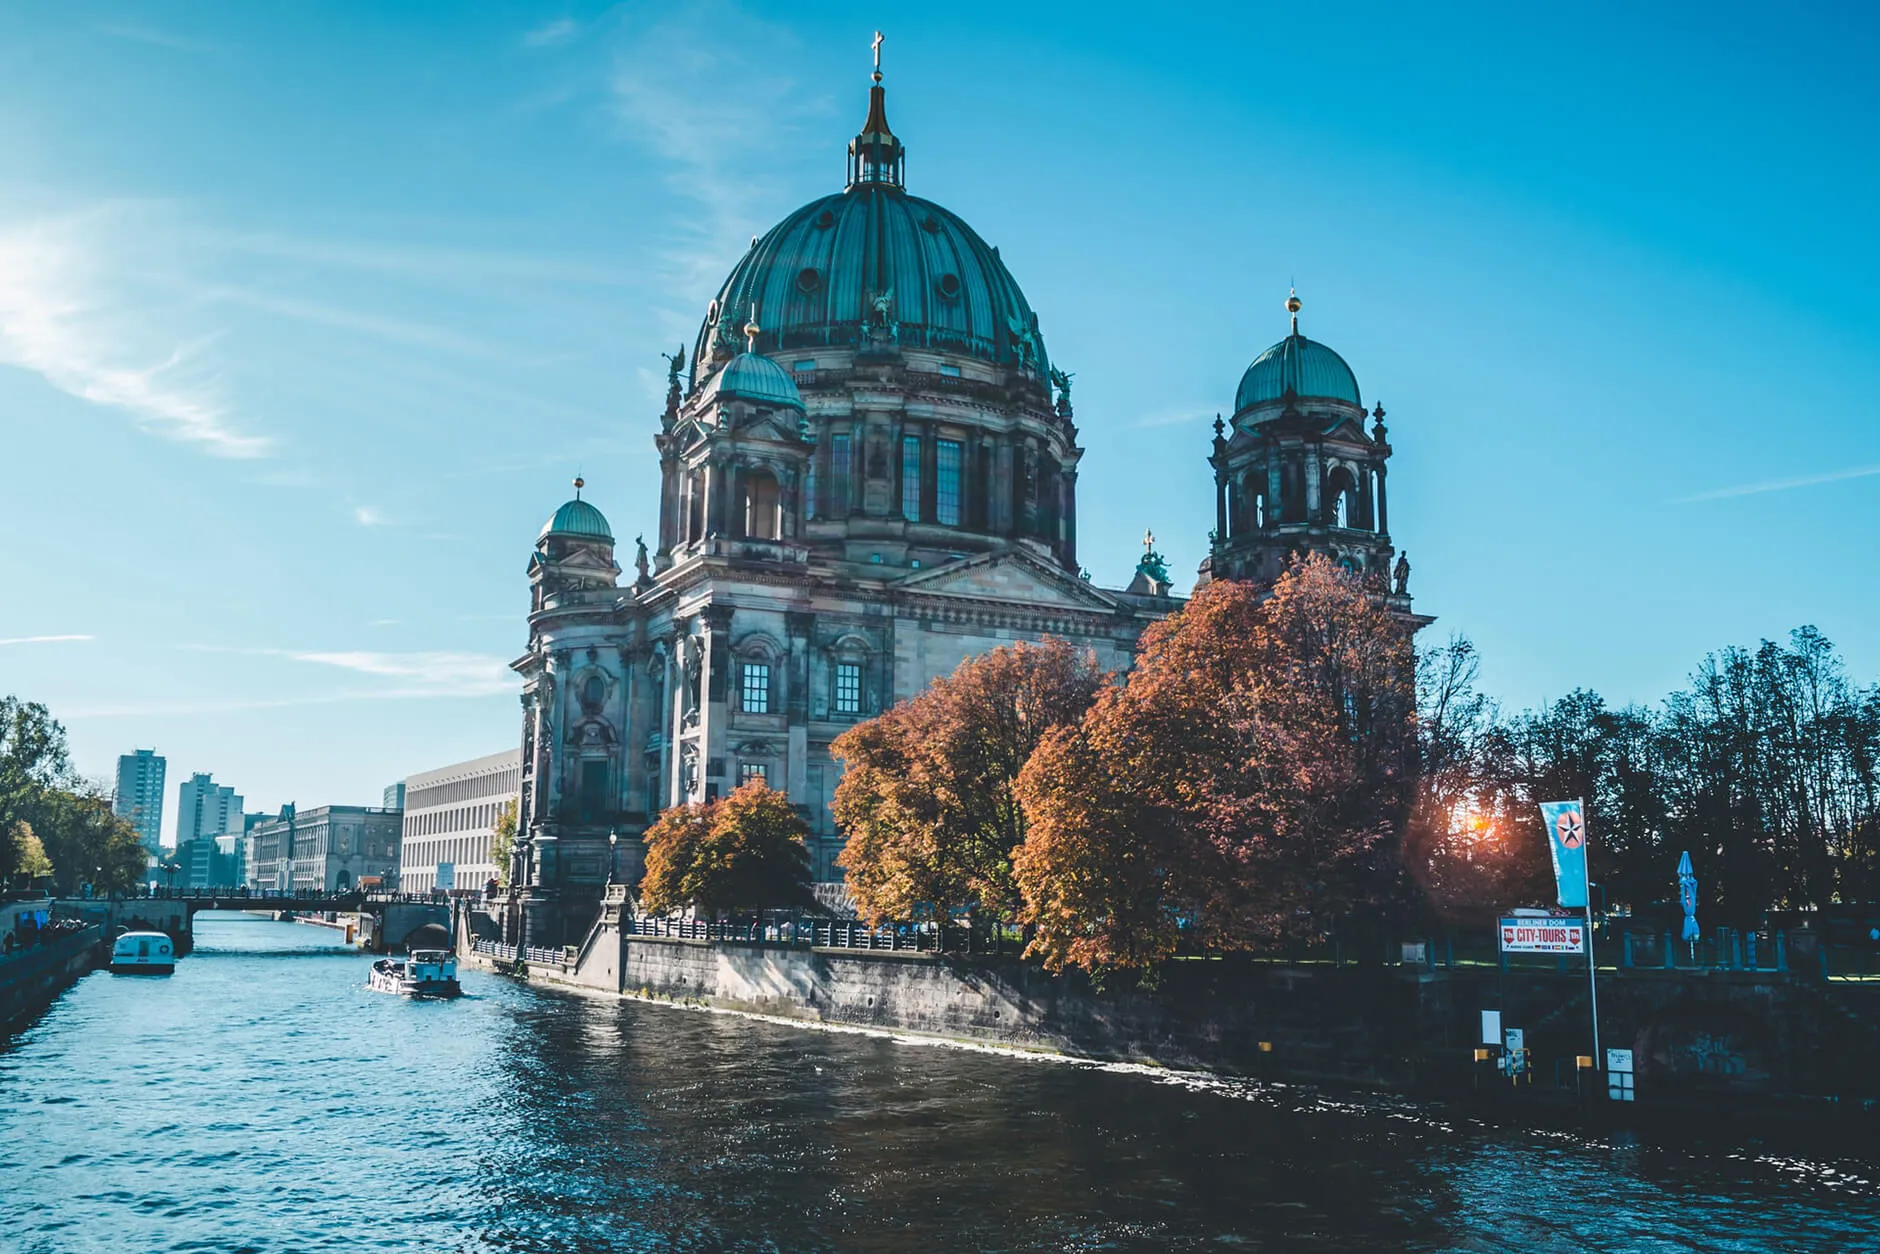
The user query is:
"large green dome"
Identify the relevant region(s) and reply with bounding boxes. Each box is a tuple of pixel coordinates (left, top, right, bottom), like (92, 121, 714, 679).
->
(692, 81, 1048, 385)
(1235, 333, 1362, 413)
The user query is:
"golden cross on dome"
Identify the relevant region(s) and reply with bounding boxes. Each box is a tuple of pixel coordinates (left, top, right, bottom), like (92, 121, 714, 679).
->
(744, 303, 761, 354)
(871, 30, 884, 82)
(1142, 528, 1155, 553)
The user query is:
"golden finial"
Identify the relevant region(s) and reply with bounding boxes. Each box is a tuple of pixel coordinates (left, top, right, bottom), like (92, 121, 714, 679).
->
(573, 475, 585, 498)
(1286, 287, 1302, 335)
(743, 303, 761, 354)
(1142, 528, 1155, 553)
(871, 30, 884, 84)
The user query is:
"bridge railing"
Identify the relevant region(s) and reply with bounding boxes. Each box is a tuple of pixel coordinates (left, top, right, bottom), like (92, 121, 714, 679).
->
(621, 914, 1013, 955)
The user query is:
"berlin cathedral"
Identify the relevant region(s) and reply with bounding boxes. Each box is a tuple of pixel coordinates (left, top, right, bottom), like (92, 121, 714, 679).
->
(504, 51, 1420, 940)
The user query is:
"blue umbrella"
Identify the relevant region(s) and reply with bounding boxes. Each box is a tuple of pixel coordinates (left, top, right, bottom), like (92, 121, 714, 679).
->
(1678, 851, 1700, 956)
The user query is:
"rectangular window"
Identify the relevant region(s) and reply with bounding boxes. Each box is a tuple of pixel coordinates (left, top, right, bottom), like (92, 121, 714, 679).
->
(579, 761, 609, 821)
(739, 762, 768, 785)
(794, 360, 816, 372)
(741, 662, 771, 714)
(936, 439, 963, 526)
(835, 662, 862, 715)
(804, 456, 817, 521)
(901, 435, 922, 522)
(939, 363, 961, 377)
(829, 434, 851, 516)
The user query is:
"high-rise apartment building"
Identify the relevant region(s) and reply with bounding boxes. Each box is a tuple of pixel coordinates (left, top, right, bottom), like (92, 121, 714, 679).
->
(175, 773, 244, 888)
(112, 749, 167, 856)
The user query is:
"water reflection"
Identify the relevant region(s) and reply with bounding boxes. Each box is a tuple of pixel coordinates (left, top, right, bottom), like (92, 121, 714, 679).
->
(0, 914, 1875, 1253)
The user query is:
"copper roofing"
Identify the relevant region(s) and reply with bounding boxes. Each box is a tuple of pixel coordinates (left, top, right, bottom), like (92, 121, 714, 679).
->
(1235, 333, 1363, 413)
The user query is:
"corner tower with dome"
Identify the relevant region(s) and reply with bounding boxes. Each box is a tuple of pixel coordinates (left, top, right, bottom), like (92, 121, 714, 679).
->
(504, 51, 1184, 945)
(1199, 291, 1424, 627)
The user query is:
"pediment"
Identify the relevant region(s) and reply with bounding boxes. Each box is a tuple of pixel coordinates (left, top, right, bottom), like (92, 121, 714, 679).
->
(897, 551, 1120, 612)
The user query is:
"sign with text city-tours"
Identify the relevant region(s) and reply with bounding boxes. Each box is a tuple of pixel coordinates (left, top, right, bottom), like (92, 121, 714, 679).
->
(1499, 917, 1586, 954)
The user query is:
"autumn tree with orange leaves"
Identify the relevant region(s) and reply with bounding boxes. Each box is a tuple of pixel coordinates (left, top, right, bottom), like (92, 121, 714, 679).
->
(832, 638, 1108, 925)
(1012, 556, 1417, 976)
(639, 781, 816, 916)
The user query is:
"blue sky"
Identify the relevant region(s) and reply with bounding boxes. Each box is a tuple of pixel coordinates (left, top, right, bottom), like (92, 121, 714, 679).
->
(3, 2, 1877, 837)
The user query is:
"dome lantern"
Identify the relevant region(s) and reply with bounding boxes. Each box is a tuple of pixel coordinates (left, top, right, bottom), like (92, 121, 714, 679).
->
(848, 31, 905, 190)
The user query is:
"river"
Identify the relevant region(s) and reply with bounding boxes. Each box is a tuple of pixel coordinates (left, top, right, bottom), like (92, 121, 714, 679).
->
(1, 913, 1876, 1253)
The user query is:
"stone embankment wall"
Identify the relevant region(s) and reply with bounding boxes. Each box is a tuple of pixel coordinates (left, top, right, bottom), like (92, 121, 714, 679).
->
(465, 919, 1880, 1106)
(0, 927, 104, 1032)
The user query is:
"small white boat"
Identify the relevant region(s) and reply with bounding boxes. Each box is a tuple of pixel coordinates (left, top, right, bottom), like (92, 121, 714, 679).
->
(110, 930, 176, 974)
(367, 948, 461, 998)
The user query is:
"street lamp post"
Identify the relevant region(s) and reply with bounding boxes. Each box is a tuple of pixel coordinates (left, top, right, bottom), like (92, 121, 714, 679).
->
(607, 830, 619, 887)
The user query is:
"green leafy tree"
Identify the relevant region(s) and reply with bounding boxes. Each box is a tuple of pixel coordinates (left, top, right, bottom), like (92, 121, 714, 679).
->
(0, 697, 72, 882)
(7, 820, 54, 886)
(639, 781, 816, 916)
(33, 783, 148, 895)
(488, 798, 518, 887)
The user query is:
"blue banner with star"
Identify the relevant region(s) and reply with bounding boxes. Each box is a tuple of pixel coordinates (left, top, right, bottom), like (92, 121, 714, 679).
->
(1539, 799, 1588, 909)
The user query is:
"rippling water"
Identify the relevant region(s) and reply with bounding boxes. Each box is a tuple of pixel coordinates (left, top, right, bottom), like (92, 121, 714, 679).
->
(3, 913, 1878, 1252)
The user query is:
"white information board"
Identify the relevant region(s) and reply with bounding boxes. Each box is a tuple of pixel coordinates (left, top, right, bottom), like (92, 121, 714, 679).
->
(1499, 917, 1586, 954)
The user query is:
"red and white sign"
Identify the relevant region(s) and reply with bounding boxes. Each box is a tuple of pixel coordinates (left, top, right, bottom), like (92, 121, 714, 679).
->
(1499, 918, 1586, 954)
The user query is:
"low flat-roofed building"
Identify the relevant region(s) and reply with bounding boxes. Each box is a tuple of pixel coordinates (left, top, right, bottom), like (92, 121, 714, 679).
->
(400, 749, 521, 895)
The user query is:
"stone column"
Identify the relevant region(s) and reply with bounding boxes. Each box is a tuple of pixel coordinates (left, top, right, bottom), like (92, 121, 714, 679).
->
(1304, 445, 1322, 524)
(785, 612, 814, 807)
(1376, 464, 1390, 537)
(701, 607, 735, 801)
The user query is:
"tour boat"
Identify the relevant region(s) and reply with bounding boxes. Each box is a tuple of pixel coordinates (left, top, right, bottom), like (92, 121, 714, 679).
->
(109, 930, 176, 975)
(367, 949, 462, 998)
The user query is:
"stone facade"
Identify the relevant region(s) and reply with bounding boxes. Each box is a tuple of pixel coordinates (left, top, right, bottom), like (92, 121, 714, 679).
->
(503, 64, 1419, 946)
(245, 804, 403, 893)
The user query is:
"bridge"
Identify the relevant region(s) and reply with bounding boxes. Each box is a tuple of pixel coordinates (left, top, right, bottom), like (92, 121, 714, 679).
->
(54, 887, 453, 956)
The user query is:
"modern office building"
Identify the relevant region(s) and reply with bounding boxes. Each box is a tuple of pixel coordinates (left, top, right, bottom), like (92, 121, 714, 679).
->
(245, 804, 403, 893)
(112, 749, 166, 857)
(382, 782, 406, 812)
(174, 773, 244, 887)
(399, 750, 521, 895)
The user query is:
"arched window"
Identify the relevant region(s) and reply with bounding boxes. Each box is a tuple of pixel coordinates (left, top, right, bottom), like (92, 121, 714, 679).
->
(744, 470, 782, 540)
(1325, 466, 1357, 529)
(582, 674, 605, 710)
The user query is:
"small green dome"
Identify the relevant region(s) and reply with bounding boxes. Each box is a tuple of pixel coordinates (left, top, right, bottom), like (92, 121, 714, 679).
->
(702, 351, 805, 410)
(1236, 333, 1362, 412)
(539, 496, 613, 543)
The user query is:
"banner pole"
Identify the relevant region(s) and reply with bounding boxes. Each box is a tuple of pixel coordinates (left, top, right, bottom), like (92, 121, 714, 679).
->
(1583, 796, 1601, 1061)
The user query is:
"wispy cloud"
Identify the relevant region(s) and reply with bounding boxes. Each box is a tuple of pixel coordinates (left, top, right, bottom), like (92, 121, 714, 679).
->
(94, 23, 226, 54)
(353, 506, 388, 526)
(1134, 406, 1217, 429)
(0, 207, 270, 457)
(0, 634, 95, 646)
(608, 3, 825, 299)
(287, 650, 515, 695)
(215, 231, 635, 289)
(523, 18, 578, 48)
(1678, 463, 1880, 504)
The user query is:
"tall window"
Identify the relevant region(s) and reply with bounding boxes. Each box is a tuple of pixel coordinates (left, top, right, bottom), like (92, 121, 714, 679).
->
(804, 456, 817, 521)
(829, 434, 851, 516)
(741, 661, 771, 714)
(739, 762, 768, 785)
(936, 440, 963, 526)
(579, 761, 610, 821)
(834, 662, 863, 715)
(744, 471, 781, 540)
(901, 435, 922, 521)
